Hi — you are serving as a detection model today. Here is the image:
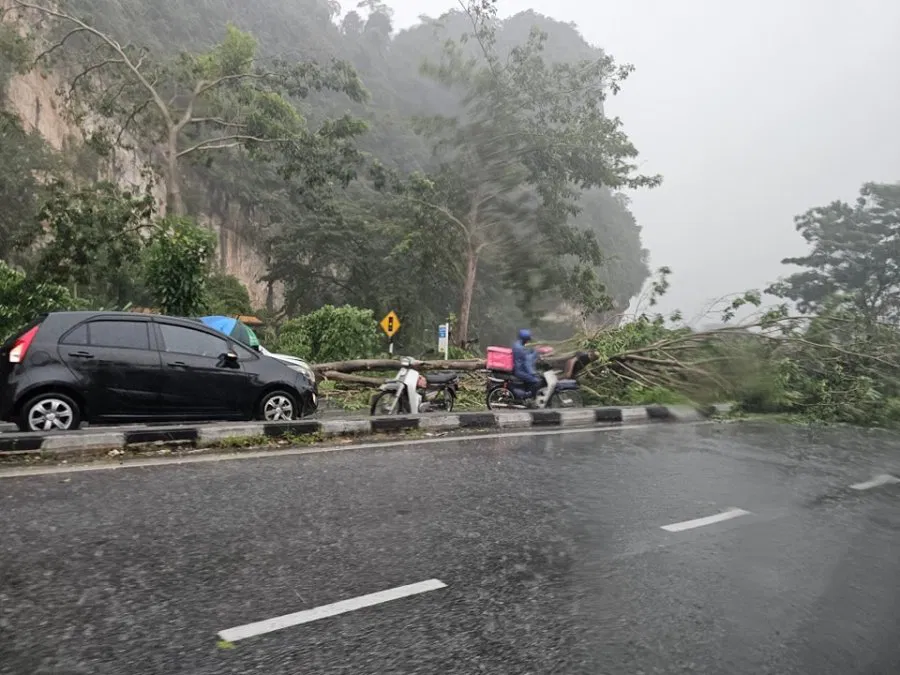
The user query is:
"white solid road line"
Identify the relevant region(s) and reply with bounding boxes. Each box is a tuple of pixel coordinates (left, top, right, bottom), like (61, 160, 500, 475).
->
(661, 507, 751, 533)
(217, 579, 447, 643)
(850, 474, 900, 490)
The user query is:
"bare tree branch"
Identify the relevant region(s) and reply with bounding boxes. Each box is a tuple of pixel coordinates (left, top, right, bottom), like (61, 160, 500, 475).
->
(114, 97, 154, 146)
(188, 117, 247, 128)
(195, 71, 279, 97)
(175, 135, 290, 158)
(14, 0, 174, 126)
(31, 25, 88, 62)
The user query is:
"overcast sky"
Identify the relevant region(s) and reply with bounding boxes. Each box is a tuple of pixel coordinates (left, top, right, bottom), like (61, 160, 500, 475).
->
(378, 0, 900, 319)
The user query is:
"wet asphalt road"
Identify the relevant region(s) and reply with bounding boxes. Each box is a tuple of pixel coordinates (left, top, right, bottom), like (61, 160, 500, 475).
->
(1, 422, 900, 674)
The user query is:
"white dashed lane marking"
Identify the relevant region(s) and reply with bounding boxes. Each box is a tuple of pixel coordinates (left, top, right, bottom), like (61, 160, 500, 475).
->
(661, 507, 751, 533)
(217, 578, 447, 642)
(850, 474, 900, 490)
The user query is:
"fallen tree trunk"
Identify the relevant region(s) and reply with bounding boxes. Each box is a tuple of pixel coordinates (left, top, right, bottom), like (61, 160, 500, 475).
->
(313, 358, 484, 373)
(319, 371, 384, 386)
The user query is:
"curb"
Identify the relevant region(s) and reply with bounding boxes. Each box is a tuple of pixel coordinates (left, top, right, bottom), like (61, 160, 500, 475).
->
(0, 403, 732, 458)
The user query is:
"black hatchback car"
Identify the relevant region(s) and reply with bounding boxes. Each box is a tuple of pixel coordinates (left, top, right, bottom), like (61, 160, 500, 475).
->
(0, 312, 317, 432)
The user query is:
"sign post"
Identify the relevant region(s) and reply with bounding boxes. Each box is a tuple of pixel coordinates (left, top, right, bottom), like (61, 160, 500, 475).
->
(379, 311, 401, 354)
(438, 323, 449, 360)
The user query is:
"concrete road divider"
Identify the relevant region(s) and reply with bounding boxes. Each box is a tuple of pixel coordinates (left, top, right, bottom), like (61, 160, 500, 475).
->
(0, 403, 732, 459)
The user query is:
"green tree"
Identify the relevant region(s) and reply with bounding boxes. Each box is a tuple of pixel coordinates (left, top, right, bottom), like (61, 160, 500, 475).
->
(379, 1, 660, 343)
(205, 272, 252, 315)
(14, 1, 368, 215)
(4, 0, 654, 346)
(0, 112, 56, 262)
(575, 189, 650, 312)
(29, 180, 155, 305)
(0, 260, 80, 340)
(143, 216, 216, 316)
(274, 304, 380, 362)
(768, 181, 900, 324)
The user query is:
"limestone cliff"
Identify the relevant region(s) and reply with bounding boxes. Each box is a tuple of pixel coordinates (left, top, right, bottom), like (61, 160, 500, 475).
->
(1, 19, 280, 309)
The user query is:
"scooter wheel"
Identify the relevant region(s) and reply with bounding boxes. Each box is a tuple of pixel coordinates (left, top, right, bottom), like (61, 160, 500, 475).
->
(370, 390, 409, 416)
(442, 389, 456, 412)
(486, 387, 518, 410)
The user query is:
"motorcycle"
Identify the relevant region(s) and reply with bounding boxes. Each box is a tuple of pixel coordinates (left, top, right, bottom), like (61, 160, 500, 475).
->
(485, 346, 583, 410)
(370, 357, 459, 415)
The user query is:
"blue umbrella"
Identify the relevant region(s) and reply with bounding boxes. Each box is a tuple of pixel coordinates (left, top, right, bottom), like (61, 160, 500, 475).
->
(199, 316, 260, 348)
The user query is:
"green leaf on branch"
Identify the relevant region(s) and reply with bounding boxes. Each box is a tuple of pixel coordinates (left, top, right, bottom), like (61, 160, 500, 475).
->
(143, 216, 216, 316)
(0, 260, 82, 341)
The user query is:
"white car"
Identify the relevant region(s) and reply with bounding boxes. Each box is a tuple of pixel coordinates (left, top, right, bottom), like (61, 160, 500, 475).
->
(258, 345, 316, 385)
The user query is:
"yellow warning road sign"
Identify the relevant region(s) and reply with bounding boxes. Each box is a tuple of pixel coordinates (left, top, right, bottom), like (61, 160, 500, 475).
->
(380, 311, 401, 338)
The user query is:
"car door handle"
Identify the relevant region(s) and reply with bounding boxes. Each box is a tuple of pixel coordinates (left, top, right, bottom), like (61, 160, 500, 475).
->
(68, 351, 94, 359)
(167, 361, 188, 368)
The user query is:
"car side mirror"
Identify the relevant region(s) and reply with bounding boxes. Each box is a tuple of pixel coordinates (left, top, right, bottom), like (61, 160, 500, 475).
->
(223, 351, 239, 362)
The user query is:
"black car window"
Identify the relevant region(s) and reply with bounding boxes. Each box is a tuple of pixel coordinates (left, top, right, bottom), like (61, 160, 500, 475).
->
(87, 321, 150, 350)
(59, 323, 88, 346)
(159, 324, 228, 357)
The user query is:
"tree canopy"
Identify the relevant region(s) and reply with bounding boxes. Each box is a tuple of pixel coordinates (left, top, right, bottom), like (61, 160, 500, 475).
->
(768, 182, 900, 324)
(1, 0, 658, 349)
(2, 1, 900, 428)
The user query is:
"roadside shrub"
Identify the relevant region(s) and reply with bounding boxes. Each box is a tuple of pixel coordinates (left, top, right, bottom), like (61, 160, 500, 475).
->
(274, 304, 380, 363)
(205, 272, 252, 315)
(0, 260, 82, 341)
(143, 216, 216, 316)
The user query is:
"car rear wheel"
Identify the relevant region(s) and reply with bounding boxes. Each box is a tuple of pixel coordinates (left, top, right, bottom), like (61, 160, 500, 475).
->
(18, 393, 82, 432)
(258, 390, 298, 422)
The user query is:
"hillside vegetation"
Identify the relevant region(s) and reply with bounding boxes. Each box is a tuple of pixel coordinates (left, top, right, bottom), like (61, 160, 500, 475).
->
(2, 0, 898, 429)
(1, 0, 652, 348)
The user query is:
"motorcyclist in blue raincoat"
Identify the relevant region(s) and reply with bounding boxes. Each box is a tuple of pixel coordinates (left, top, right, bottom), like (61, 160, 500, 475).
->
(512, 328, 542, 401)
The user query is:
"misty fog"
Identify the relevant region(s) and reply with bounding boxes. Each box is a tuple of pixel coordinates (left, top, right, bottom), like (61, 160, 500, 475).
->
(385, 0, 900, 319)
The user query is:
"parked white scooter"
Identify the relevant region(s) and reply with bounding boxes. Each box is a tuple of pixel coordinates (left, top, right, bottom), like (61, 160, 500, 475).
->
(370, 357, 459, 415)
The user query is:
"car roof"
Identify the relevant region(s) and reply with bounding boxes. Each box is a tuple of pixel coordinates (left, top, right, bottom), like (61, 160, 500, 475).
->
(50, 310, 190, 322)
(46, 311, 223, 332)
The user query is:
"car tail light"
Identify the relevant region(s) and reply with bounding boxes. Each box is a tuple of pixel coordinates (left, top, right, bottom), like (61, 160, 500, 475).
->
(9, 325, 39, 363)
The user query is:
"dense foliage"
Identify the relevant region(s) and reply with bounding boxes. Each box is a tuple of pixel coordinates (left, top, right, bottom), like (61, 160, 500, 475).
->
(273, 304, 380, 362)
(1, 0, 654, 350)
(0, 260, 80, 341)
(143, 216, 218, 316)
(30, 181, 154, 306)
(572, 185, 900, 428)
(767, 182, 900, 324)
(2, 1, 898, 428)
(205, 272, 252, 316)
(369, 3, 659, 343)
(0, 112, 53, 263)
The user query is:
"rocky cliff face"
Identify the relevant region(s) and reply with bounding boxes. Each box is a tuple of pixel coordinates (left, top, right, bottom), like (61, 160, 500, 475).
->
(2, 29, 280, 309)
